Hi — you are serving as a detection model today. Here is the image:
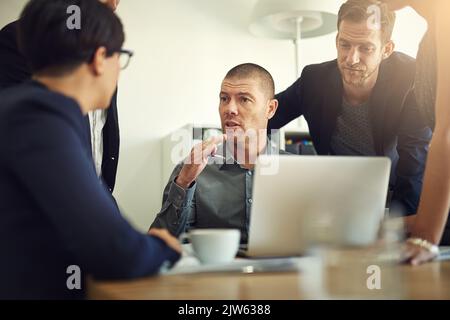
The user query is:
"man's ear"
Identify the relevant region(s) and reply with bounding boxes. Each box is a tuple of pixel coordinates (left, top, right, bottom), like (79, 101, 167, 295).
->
(382, 40, 395, 60)
(91, 47, 108, 76)
(267, 99, 279, 120)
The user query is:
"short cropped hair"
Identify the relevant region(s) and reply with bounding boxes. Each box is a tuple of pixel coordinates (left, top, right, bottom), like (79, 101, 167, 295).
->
(18, 0, 125, 76)
(225, 63, 275, 99)
(338, 0, 396, 44)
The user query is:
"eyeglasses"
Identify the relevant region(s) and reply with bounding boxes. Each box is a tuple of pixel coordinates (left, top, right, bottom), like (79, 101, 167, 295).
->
(118, 49, 134, 70)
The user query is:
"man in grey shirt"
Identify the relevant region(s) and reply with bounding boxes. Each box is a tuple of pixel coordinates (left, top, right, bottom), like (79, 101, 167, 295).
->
(151, 63, 288, 243)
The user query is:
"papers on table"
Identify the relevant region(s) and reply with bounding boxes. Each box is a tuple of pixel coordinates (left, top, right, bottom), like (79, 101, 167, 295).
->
(159, 244, 305, 275)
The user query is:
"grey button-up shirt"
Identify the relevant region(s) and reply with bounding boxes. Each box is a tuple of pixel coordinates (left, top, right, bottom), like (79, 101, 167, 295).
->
(151, 143, 289, 243)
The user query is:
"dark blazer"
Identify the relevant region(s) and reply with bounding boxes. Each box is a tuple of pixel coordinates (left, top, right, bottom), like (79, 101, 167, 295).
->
(269, 52, 432, 215)
(0, 21, 120, 192)
(0, 81, 180, 299)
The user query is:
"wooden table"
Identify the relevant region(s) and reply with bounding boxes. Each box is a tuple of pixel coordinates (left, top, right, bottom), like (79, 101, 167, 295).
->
(88, 249, 450, 300)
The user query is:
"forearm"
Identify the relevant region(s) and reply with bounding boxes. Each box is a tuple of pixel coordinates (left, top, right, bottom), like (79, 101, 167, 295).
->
(413, 6, 450, 243)
(413, 131, 450, 243)
(270, 77, 304, 130)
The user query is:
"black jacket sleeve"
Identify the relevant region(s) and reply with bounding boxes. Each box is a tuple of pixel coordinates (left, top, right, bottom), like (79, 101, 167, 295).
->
(391, 90, 432, 215)
(269, 72, 306, 130)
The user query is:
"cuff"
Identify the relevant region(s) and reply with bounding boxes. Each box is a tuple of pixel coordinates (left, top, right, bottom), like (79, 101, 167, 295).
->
(167, 177, 196, 208)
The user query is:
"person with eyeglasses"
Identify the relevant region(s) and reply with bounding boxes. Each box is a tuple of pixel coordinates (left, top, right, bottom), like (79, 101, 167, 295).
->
(0, 0, 124, 194)
(0, 0, 181, 299)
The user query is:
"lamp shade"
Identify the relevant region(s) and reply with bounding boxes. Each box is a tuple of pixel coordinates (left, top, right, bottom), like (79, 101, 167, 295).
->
(249, 0, 340, 39)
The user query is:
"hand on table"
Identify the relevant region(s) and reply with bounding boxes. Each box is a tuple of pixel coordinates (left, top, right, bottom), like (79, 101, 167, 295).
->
(149, 228, 182, 254)
(401, 240, 439, 265)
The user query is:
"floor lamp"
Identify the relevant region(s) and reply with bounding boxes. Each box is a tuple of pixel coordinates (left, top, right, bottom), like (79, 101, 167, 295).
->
(249, 0, 339, 78)
(249, 0, 339, 133)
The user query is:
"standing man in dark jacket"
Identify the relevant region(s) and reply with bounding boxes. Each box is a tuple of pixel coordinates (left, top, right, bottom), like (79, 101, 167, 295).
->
(0, 0, 121, 192)
(269, 0, 432, 220)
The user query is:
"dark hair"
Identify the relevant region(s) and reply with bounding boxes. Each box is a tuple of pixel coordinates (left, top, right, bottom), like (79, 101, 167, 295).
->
(225, 63, 275, 99)
(338, 0, 396, 44)
(18, 0, 125, 76)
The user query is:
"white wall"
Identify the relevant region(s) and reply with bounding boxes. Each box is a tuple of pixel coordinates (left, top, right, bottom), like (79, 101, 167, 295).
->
(0, 0, 427, 232)
(0, 0, 27, 23)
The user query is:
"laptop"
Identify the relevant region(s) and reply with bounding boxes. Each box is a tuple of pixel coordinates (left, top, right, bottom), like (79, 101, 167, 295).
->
(242, 155, 391, 258)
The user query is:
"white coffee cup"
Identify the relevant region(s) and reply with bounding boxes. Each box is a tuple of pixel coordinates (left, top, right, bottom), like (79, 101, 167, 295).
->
(184, 229, 241, 265)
